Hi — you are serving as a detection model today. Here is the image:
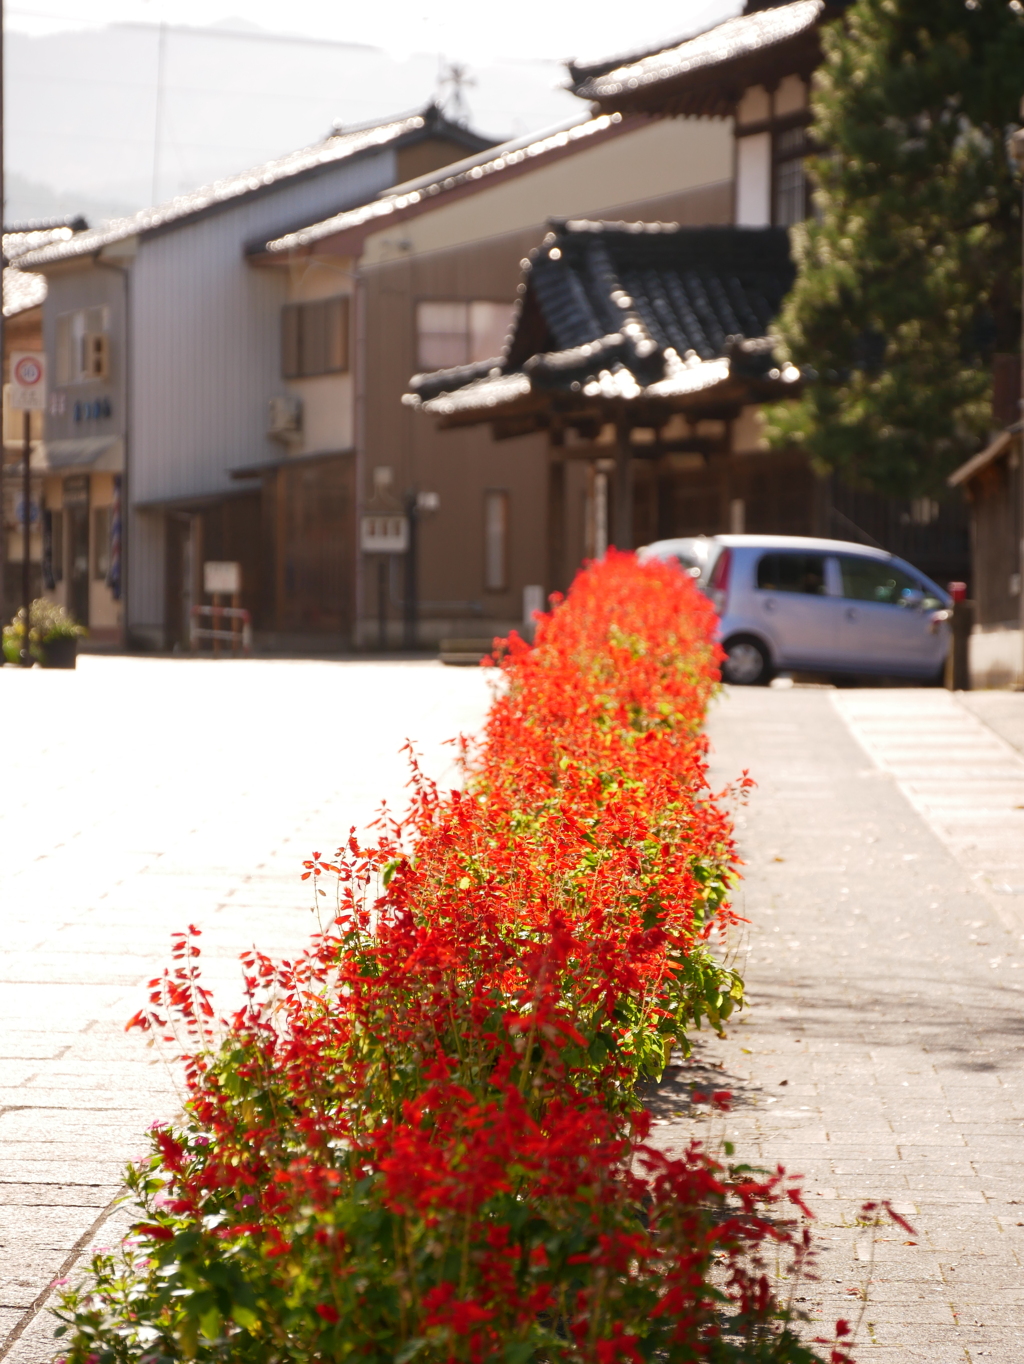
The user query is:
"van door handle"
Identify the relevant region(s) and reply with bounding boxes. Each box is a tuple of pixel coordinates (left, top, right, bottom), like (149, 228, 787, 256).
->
(845, 607, 858, 621)
(762, 598, 777, 612)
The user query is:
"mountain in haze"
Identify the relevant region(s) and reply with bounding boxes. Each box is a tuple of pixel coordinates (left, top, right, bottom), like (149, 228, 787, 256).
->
(5, 170, 135, 228)
(7, 22, 581, 218)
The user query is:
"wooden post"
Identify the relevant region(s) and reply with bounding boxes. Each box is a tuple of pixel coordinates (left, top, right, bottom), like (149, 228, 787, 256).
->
(546, 455, 566, 596)
(20, 410, 30, 665)
(213, 591, 221, 657)
(613, 421, 633, 551)
(232, 589, 240, 653)
(946, 598, 974, 690)
(377, 558, 387, 650)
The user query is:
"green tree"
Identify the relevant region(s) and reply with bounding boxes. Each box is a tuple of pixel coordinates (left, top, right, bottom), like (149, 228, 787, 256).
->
(765, 0, 1024, 496)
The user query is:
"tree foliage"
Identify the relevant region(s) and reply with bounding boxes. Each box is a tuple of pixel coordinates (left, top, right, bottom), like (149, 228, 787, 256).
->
(765, 0, 1024, 496)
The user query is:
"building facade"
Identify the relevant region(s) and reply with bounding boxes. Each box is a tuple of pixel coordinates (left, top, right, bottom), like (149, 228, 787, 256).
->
(252, 111, 735, 645)
(18, 108, 492, 648)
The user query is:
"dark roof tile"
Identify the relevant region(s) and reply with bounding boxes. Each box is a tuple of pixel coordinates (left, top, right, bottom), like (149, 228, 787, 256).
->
(406, 218, 799, 418)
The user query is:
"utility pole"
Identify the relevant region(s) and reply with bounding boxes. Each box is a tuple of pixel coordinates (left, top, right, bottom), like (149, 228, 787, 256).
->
(0, 0, 7, 663)
(151, 22, 167, 205)
(19, 408, 27, 663)
(1013, 117, 1024, 687)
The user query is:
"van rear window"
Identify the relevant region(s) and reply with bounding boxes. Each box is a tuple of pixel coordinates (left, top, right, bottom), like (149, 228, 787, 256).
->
(756, 553, 828, 595)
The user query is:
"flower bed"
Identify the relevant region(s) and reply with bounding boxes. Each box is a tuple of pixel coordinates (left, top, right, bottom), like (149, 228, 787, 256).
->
(55, 554, 851, 1364)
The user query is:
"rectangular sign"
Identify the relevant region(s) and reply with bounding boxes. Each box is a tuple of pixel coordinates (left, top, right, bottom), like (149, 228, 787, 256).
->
(203, 560, 242, 594)
(10, 352, 46, 411)
(361, 514, 409, 554)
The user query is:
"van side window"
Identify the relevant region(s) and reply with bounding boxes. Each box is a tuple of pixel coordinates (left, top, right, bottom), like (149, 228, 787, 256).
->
(756, 552, 827, 595)
(838, 557, 923, 607)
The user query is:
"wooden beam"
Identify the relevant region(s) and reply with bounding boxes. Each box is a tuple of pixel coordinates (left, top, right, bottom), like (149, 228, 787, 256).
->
(546, 456, 567, 595)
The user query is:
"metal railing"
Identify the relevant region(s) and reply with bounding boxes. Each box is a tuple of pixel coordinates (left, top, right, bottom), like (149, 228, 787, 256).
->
(190, 604, 252, 654)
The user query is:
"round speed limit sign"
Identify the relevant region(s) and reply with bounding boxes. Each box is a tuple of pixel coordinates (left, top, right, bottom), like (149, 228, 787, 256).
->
(10, 350, 46, 410)
(13, 355, 42, 386)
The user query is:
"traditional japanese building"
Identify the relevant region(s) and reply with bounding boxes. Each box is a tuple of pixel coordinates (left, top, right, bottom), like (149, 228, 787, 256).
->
(406, 0, 969, 600)
(404, 218, 805, 585)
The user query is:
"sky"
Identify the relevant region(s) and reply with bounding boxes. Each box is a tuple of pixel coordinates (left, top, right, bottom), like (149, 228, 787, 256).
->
(8, 0, 739, 63)
(6, 0, 742, 222)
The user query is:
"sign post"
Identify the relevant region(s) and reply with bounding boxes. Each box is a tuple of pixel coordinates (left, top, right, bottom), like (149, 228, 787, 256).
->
(10, 351, 45, 665)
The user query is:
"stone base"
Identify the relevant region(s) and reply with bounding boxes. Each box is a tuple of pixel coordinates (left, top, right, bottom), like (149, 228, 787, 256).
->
(969, 622, 1024, 689)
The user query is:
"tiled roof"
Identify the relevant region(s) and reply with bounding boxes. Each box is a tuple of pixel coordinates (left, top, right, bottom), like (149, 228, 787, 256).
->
(17, 106, 485, 270)
(404, 219, 800, 422)
(2, 222, 89, 317)
(260, 113, 623, 255)
(570, 0, 824, 115)
(4, 218, 87, 261)
(4, 268, 47, 318)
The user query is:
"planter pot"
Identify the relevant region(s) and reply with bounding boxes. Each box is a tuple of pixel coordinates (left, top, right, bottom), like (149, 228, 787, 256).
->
(39, 636, 78, 670)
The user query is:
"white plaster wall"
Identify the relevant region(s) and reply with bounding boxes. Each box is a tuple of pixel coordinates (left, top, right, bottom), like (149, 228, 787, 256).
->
(362, 118, 733, 265)
(735, 132, 771, 227)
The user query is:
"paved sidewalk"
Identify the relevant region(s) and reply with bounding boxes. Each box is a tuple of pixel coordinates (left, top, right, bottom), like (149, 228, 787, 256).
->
(0, 658, 491, 1364)
(652, 687, 1024, 1363)
(5, 664, 1023, 1364)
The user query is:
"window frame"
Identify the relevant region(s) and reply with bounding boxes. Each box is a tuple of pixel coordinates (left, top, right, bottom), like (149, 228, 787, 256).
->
(416, 298, 514, 373)
(772, 120, 811, 228)
(755, 550, 829, 597)
(835, 554, 934, 609)
(56, 306, 110, 386)
(281, 296, 350, 380)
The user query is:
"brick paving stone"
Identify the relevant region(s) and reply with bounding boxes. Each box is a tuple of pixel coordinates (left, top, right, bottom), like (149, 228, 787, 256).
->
(652, 685, 1024, 1361)
(0, 657, 491, 1364)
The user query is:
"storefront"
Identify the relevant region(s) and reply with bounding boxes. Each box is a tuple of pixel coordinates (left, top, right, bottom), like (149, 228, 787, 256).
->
(39, 437, 123, 641)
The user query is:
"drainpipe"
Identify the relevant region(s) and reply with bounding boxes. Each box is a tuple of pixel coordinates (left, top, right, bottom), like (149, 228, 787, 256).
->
(94, 250, 132, 648)
(1012, 118, 1024, 686)
(353, 263, 367, 650)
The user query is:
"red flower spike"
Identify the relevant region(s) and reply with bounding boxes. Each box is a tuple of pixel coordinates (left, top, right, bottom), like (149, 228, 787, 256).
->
(92, 553, 848, 1364)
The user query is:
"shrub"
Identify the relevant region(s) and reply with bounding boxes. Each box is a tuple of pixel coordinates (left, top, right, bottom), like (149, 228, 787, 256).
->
(3, 597, 86, 662)
(53, 554, 851, 1364)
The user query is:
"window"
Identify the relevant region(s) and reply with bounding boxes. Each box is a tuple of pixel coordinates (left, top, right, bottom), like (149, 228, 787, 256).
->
(483, 490, 508, 592)
(773, 126, 808, 226)
(417, 300, 513, 371)
(93, 506, 111, 581)
(56, 307, 109, 385)
(281, 297, 349, 378)
(756, 552, 827, 595)
(838, 556, 934, 608)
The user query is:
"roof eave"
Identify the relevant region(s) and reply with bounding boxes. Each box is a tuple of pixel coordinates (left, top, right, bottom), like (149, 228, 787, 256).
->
(580, 28, 821, 118)
(413, 370, 801, 433)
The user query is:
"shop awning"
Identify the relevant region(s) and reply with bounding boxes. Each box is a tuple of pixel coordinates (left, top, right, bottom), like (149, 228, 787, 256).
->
(42, 436, 125, 473)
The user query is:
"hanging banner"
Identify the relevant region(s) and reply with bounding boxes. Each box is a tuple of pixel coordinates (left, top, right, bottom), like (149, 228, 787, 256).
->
(107, 475, 122, 601)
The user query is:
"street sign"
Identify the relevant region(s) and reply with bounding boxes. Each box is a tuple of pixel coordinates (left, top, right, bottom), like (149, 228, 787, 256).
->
(204, 561, 242, 595)
(10, 352, 46, 411)
(361, 514, 409, 554)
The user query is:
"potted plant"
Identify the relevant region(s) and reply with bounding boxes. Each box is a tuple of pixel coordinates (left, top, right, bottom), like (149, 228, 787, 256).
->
(3, 599, 87, 668)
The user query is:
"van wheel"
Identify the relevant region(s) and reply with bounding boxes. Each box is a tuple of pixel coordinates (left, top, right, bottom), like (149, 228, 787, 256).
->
(721, 635, 773, 686)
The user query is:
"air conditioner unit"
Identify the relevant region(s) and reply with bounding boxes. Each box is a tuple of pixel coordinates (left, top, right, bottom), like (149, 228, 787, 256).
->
(82, 333, 109, 380)
(268, 394, 302, 440)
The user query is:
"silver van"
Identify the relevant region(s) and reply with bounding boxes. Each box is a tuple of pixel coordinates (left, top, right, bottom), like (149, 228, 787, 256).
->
(640, 534, 952, 685)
